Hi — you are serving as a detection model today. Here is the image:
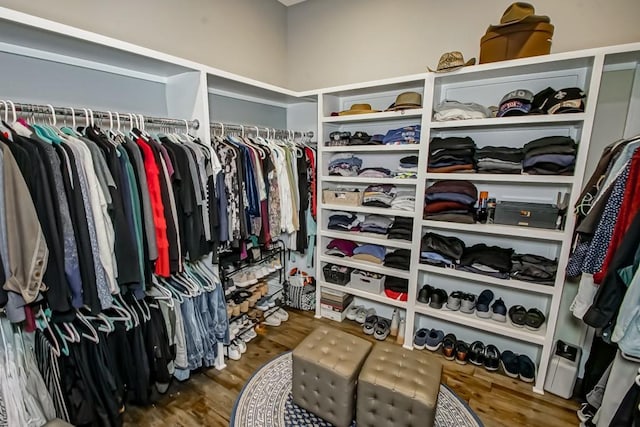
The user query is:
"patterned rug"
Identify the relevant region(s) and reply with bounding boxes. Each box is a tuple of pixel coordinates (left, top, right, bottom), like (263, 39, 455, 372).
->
(231, 352, 483, 427)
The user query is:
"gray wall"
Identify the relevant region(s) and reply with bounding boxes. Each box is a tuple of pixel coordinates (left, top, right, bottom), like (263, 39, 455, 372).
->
(286, 0, 640, 90)
(0, 0, 289, 87)
(209, 94, 287, 128)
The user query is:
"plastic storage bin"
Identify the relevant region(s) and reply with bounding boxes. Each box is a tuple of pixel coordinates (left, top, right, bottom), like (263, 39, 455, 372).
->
(323, 264, 353, 285)
(350, 270, 385, 294)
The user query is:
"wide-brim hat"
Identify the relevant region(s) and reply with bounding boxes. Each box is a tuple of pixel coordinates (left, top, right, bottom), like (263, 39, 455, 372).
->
(386, 91, 423, 111)
(338, 103, 380, 116)
(488, 2, 550, 31)
(428, 51, 476, 73)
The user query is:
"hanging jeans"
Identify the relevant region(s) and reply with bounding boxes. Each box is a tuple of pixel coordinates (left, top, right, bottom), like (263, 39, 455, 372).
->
(208, 284, 230, 345)
(180, 298, 204, 371)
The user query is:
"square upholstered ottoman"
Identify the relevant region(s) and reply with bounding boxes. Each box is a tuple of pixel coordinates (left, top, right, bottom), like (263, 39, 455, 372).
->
(292, 326, 372, 427)
(357, 341, 442, 427)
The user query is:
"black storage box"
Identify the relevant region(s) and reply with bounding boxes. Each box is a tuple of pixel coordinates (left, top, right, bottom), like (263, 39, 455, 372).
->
(494, 201, 559, 229)
(322, 264, 353, 285)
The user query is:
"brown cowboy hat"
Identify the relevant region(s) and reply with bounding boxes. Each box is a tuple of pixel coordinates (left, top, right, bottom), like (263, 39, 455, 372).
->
(386, 92, 422, 111)
(338, 103, 380, 116)
(488, 2, 550, 30)
(428, 52, 476, 73)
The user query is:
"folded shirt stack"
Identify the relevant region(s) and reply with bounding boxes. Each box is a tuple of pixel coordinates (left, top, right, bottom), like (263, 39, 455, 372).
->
(419, 232, 465, 266)
(475, 146, 524, 174)
(511, 253, 557, 285)
(428, 137, 476, 173)
(384, 249, 412, 270)
(391, 191, 416, 211)
(363, 184, 397, 208)
(382, 125, 421, 145)
(358, 167, 392, 178)
(388, 217, 413, 241)
(325, 239, 358, 257)
(360, 214, 393, 235)
(397, 155, 418, 178)
(352, 244, 387, 264)
(424, 180, 478, 224)
(328, 153, 363, 176)
(433, 100, 490, 121)
(384, 276, 409, 298)
(327, 212, 363, 231)
(522, 136, 577, 175)
(458, 243, 514, 279)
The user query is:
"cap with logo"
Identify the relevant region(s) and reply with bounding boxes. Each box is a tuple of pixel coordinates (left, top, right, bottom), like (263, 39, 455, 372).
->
(545, 87, 586, 114)
(497, 89, 534, 117)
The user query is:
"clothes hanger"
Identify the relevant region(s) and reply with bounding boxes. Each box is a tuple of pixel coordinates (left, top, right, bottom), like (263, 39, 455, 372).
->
(74, 311, 100, 343)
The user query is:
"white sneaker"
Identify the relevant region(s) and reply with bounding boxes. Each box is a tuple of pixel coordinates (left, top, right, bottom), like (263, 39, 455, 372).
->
(242, 328, 257, 342)
(264, 315, 281, 326)
(267, 299, 276, 308)
(346, 305, 363, 321)
(225, 344, 241, 361)
(275, 308, 289, 321)
(233, 273, 252, 288)
(256, 298, 270, 311)
(234, 339, 247, 354)
(355, 308, 375, 324)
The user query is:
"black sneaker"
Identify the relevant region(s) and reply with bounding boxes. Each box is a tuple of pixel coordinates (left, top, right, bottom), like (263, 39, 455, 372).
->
(500, 350, 519, 378)
(455, 341, 470, 365)
(483, 345, 500, 371)
(518, 354, 536, 383)
(418, 284, 434, 304)
(468, 341, 485, 366)
(491, 298, 507, 323)
(429, 289, 448, 309)
(577, 402, 596, 422)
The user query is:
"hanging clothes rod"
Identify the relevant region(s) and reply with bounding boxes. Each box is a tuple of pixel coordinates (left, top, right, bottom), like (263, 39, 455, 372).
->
(209, 122, 314, 139)
(0, 101, 200, 130)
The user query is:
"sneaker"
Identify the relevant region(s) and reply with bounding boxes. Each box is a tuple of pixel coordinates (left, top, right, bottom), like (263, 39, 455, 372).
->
(429, 289, 448, 309)
(267, 299, 276, 309)
(242, 328, 257, 342)
(256, 298, 270, 311)
(225, 344, 241, 361)
(476, 290, 494, 319)
(455, 341, 470, 365)
(446, 291, 463, 311)
(234, 339, 247, 354)
(577, 403, 597, 422)
(460, 293, 476, 314)
(468, 341, 485, 366)
(442, 333, 457, 360)
(508, 305, 527, 327)
(413, 328, 429, 350)
(491, 298, 507, 323)
(500, 350, 519, 378)
(418, 284, 434, 304)
(525, 308, 546, 331)
(518, 355, 536, 383)
(356, 308, 375, 324)
(363, 315, 378, 335)
(483, 345, 500, 371)
(346, 305, 363, 321)
(275, 308, 289, 321)
(264, 314, 281, 327)
(374, 319, 390, 341)
(233, 273, 252, 288)
(425, 329, 445, 351)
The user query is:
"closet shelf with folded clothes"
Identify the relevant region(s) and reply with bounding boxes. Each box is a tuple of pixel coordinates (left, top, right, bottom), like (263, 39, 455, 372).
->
(422, 220, 565, 241)
(321, 230, 413, 250)
(425, 173, 574, 184)
(322, 145, 421, 153)
(322, 109, 424, 123)
(428, 113, 586, 129)
(319, 281, 408, 309)
(414, 303, 547, 345)
(319, 255, 411, 279)
(322, 176, 418, 185)
(322, 204, 415, 217)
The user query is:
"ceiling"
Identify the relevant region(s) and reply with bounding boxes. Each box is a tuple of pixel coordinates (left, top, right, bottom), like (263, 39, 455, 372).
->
(277, 0, 308, 6)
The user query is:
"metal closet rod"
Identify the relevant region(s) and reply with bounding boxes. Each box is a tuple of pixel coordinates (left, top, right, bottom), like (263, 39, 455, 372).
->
(209, 122, 314, 139)
(0, 101, 200, 130)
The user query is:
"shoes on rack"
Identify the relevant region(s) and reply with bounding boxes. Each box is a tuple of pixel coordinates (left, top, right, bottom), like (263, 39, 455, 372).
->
(390, 309, 399, 337)
(226, 305, 234, 318)
(491, 298, 507, 323)
(240, 300, 250, 313)
(446, 291, 463, 311)
(356, 307, 375, 324)
(468, 341, 486, 366)
(260, 282, 269, 296)
(264, 314, 282, 327)
(483, 345, 501, 372)
(518, 354, 536, 383)
(396, 317, 405, 346)
(577, 403, 597, 423)
(418, 284, 434, 304)
(233, 338, 247, 354)
(525, 308, 546, 330)
(225, 344, 241, 361)
(242, 327, 257, 342)
(256, 298, 270, 311)
(231, 303, 241, 317)
(429, 289, 448, 309)
(476, 290, 494, 318)
(442, 333, 457, 361)
(275, 308, 289, 322)
(500, 350, 519, 378)
(346, 305, 363, 321)
(413, 328, 429, 350)
(374, 319, 391, 341)
(363, 315, 378, 335)
(425, 329, 445, 351)
(460, 293, 476, 314)
(508, 305, 527, 327)
(455, 341, 470, 365)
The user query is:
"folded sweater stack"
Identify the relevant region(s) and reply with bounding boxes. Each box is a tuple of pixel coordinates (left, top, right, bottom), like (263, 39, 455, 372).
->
(428, 137, 476, 173)
(424, 180, 478, 224)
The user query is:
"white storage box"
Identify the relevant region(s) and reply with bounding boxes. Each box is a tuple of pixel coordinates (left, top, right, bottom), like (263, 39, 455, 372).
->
(544, 340, 581, 399)
(321, 302, 352, 322)
(349, 270, 385, 294)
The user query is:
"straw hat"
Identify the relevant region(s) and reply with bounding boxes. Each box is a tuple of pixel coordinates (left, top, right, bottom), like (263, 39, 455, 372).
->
(428, 51, 476, 73)
(338, 103, 380, 115)
(386, 92, 422, 111)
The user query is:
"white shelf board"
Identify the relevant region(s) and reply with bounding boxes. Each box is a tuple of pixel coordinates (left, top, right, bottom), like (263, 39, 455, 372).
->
(417, 264, 555, 295)
(321, 145, 421, 153)
(319, 281, 408, 309)
(428, 113, 586, 129)
(322, 176, 418, 185)
(322, 109, 423, 123)
(425, 173, 575, 185)
(322, 204, 415, 218)
(414, 302, 546, 345)
(421, 220, 566, 241)
(321, 229, 413, 250)
(319, 255, 411, 279)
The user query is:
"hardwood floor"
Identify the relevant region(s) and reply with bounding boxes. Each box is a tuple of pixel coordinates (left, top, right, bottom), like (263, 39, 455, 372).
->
(123, 310, 580, 427)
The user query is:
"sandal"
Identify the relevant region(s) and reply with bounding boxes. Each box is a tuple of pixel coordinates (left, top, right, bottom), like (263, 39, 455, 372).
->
(374, 319, 390, 341)
(525, 308, 546, 330)
(363, 315, 378, 335)
(509, 305, 527, 328)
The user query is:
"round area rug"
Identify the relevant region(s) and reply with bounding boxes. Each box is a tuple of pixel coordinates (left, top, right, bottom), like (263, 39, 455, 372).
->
(231, 352, 483, 427)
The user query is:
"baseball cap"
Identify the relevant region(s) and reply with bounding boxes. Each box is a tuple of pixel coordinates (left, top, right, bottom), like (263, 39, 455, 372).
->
(546, 87, 586, 114)
(498, 89, 534, 117)
(325, 239, 358, 257)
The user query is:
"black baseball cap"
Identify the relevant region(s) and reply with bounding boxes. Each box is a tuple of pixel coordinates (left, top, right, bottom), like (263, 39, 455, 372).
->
(546, 87, 586, 114)
(498, 89, 534, 117)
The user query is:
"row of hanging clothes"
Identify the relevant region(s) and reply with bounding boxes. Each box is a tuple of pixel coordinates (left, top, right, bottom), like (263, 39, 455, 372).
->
(210, 124, 317, 264)
(0, 101, 229, 427)
(567, 134, 640, 426)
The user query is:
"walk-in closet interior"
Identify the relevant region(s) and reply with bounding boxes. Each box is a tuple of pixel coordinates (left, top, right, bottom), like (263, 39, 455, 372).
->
(0, 1, 639, 426)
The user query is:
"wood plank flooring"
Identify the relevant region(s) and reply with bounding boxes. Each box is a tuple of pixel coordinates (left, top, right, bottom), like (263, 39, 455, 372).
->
(123, 310, 580, 427)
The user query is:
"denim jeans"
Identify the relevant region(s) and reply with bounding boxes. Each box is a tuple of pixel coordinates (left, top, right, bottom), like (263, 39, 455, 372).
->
(195, 293, 216, 367)
(180, 297, 204, 371)
(209, 284, 230, 345)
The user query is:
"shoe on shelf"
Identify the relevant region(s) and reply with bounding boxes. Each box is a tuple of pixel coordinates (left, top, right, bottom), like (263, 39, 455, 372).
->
(468, 341, 486, 366)
(429, 289, 448, 309)
(374, 319, 391, 341)
(363, 315, 378, 335)
(425, 329, 445, 351)
(390, 309, 399, 337)
(266, 298, 276, 309)
(413, 328, 429, 350)
(460, 293, 476, 314)
(225, 344, 241, 361)
(476, 290, 495, 319)
(226, 305, 234, 318)
(396, 317, 406, 346)
(256, 298, 270, 311)
(483, 345, 500, 371)
(418, 284, 434, 304)
(508, 305, 527, 327)
(446, 291, 463, 311)
(500, 350, 519, 378)
(455, 341, 470, 365)
(491, 298, 507, 323)
(442, 333, 457, 361)
(234, 339, 247, 354)
(271, 260, 283, 270)
(577, 403, 597, 422)
(518, 354, 536, 383)
(356, 308, 375, 324)
(525, 308, 546, 331)
(242, 328, 257, 342)
(346, 305, 363, 321)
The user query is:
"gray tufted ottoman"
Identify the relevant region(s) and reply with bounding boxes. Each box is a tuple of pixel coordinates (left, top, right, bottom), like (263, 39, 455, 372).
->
(357, 341, 442, 427)
(292, 326, 372, 427)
